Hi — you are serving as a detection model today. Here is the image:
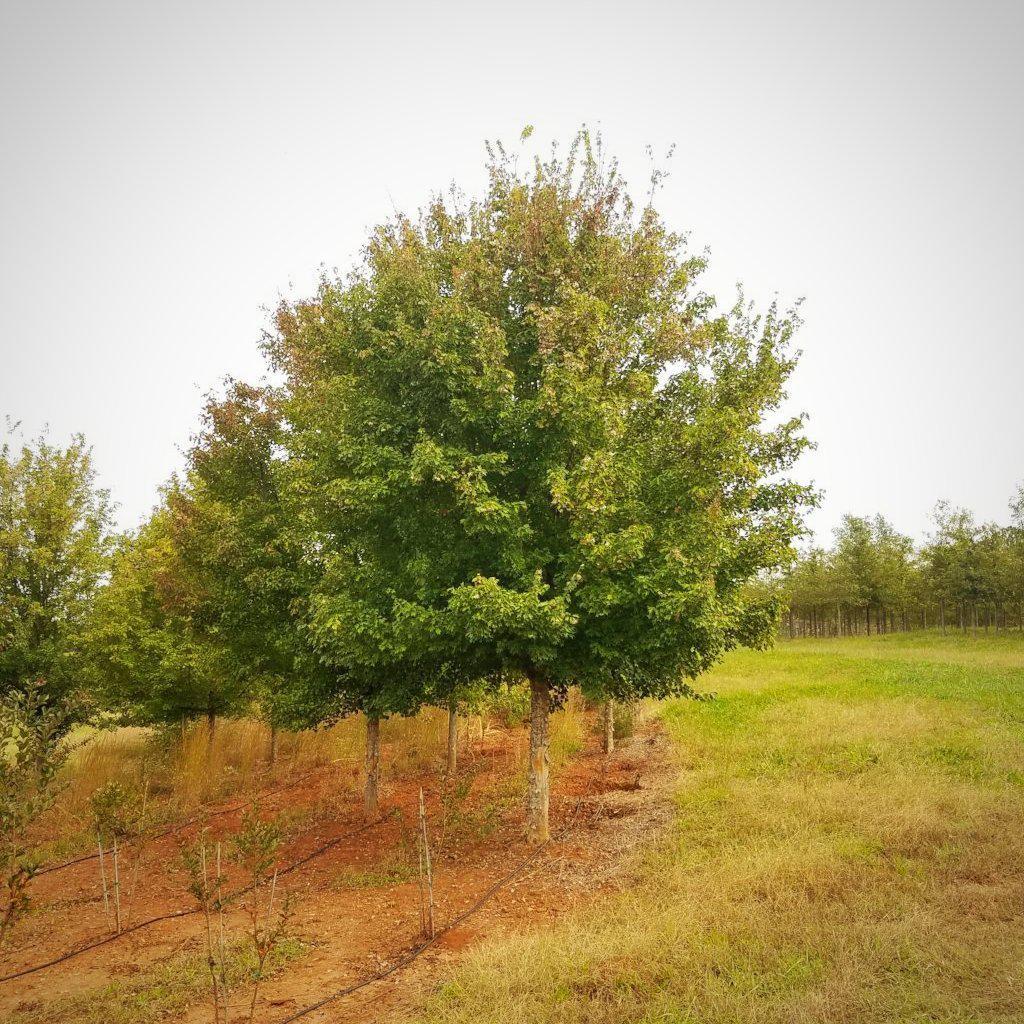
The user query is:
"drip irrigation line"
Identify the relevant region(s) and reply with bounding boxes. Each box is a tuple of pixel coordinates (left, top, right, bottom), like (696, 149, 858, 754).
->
(0, 816, 378, 985)
(35, 765, 329, 880)
(276, 801, 591, 1024)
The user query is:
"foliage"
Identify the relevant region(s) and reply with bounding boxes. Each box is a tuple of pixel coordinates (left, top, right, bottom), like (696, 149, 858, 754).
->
(0, 681, 72, 946)
(90, 779, 147, 845)
(268, 129, 813, 718)
(5, 935, 307, 1024)
(80, 508, 246, 726)
(165, 382, 334, 732)
(783, 491, 1024, 635)
(230, 807, 294, 1023)
(0, 429, 114, 706)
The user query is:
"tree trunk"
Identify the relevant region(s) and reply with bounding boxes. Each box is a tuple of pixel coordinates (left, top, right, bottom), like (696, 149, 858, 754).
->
(206, 703, 217, 760)
(602, 699, 615, 755)
(364, 715, 381, 819)
(527, 678, 550, 844)
(268, 724, 278, 766)
(446, 703, 458, 776)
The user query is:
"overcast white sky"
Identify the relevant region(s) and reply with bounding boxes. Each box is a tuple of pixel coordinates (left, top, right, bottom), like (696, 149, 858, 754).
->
(1, 0, 1021, 542)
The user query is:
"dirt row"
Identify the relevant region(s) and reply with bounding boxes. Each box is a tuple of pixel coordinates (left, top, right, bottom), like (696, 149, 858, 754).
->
(2, 717, 676, 1023)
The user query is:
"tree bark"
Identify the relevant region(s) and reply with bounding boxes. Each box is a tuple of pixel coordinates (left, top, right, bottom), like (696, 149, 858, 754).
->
(446, 703, 458, 776)
(527, 678, 550, 844)
(364, 715, 381, 819)
(602, 699, 615, 755)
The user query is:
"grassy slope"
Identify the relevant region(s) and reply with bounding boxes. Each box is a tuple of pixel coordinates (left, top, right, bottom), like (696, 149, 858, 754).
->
(417, 633, 1024, 1024)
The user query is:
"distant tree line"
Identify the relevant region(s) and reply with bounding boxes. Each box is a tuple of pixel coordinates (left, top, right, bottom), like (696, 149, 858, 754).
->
(782, 496, 1024, 637)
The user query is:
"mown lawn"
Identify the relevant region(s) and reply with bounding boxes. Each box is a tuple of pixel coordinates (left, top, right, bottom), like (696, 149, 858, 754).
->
(417, 632, 1024, 1024)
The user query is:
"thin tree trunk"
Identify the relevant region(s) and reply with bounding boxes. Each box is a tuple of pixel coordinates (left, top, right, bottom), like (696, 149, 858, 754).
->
(364, 715, 381, 819)
(527, 678, 550, 844)
(602, 699, 615, 755)
(446, 703, 458, 776)
(206, 703, 217, 760)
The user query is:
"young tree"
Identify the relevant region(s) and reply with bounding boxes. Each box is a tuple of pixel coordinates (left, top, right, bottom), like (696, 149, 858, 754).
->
(165, 382, 334, 758)
(1009, 486, 1024, 629)
(0, 430, 114, 707)
(270, 131, 813, 841)
(924, 503, 984, 631)
(81, 506, 245, 733)
(0, 681, 72, 946)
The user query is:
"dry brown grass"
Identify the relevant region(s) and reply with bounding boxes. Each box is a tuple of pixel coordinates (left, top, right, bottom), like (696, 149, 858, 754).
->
(416, 633, 1024, 1024)
(38, 695, 593, 862)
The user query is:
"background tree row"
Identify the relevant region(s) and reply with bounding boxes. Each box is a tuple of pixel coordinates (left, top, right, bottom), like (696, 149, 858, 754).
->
(782, 497, 1024, 637)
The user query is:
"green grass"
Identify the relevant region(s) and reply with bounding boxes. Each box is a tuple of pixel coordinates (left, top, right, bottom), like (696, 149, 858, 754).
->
(416, 632, 1024, 1024)
(7, 937, 307, 1024)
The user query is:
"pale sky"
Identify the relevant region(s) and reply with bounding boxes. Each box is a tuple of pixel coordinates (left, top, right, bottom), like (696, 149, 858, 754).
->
(2, 0, 1021, 543)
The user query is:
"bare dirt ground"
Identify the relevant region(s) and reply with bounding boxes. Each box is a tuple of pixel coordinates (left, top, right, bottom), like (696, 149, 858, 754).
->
(1, 715, 676, 1023)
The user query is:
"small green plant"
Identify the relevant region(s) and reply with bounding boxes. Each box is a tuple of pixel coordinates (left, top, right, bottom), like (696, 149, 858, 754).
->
(0, 682, 71, 947)
(180, 810, 295, 1024)
(231, 807, 295, 1023)
(181, 831, 231, 1024)
(90, 779, 149, 932)
(6, 934, 308, 1024)
(484, 682, 531, 729)
(332, 853, 417, 890)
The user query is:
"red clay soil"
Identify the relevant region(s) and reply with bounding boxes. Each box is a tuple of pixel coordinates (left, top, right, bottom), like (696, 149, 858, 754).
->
(0, 715, 676, 1023)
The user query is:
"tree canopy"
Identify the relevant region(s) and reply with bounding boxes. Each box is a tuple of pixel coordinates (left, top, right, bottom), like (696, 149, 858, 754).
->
(164, 381, 333, 731)
(268, 131, 814, 837)
(0, 429, 113, 706)
(783, 495, 1024, 636)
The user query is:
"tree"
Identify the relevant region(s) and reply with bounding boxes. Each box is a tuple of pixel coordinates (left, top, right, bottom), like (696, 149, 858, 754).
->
(1, 681, 72, 946)
(924, 503, 985, 631)
(0, 429, 114, 707)
(165, 382, 334, 759)
(269, 131, 813, 841)
(81, 504, 246, 733)
(1009, 486, 1024, 630)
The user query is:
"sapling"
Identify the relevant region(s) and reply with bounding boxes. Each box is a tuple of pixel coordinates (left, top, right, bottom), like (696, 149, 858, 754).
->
(231, 807, 294, 1022)
(90, 779, 148, 932)
(182, 829, 230, 1023)
(0, 682, 71, 947)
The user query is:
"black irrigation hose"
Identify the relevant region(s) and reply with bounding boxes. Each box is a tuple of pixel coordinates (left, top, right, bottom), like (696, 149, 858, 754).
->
(35, 765, 329, 880)
(276, 806, 590, 1024)
(0, 816, 378, 985)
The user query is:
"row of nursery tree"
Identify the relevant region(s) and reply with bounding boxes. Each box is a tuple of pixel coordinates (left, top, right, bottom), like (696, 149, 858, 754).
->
(782, 501, 1024, 637)
(5, 131, 820, 842)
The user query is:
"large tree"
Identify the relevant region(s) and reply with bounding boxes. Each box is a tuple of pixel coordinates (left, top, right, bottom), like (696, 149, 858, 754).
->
(0, 430, 114, 707)
(270, 132, 813, 840)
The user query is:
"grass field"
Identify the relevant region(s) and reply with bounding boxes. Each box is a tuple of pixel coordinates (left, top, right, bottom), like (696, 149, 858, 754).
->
(416, 633, 1024, 1024)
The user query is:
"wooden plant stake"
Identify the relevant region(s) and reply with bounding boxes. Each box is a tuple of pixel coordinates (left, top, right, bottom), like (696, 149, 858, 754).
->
(97, 835, 111, 929)
(418, 788, 435, 938)
(112, 834, 122, 934)
(200, 840, 222, 1024)
(416, 817, 426, 937)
